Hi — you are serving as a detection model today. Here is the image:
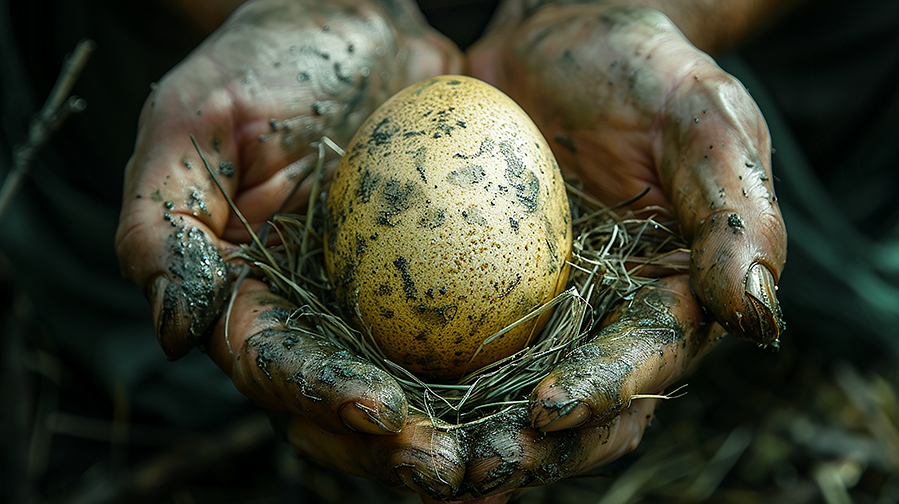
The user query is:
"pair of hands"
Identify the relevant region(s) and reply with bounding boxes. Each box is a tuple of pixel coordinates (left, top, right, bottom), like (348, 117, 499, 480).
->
(115, 0, 786, 501)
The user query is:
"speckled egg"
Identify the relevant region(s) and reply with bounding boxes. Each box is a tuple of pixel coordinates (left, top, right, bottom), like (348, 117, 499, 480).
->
(324, 75, 572, 380)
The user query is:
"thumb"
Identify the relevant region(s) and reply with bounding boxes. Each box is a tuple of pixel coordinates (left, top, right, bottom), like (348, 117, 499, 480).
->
(658, 64, 787, 345)
(115, 75, 242, 359)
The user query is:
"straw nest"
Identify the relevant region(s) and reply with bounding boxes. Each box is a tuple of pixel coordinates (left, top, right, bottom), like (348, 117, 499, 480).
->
(233, 139, 687, 429)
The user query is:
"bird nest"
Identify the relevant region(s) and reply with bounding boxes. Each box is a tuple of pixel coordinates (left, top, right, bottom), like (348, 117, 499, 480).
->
(226, 139, 687, 428)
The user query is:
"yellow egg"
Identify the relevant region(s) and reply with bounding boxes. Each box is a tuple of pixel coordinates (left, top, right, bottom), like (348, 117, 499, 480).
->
(324, 75, 571, 380)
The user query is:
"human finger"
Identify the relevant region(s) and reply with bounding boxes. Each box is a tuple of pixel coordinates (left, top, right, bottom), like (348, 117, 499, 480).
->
(206, 277, 409, 434)
(657, 61, 786, 345)
(286, 412, 467, 500)
(459, 399, 657, 498)
(529, 275, 720, 432)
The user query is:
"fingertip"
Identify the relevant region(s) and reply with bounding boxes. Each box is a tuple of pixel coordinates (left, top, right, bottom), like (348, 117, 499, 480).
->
(153, 265, 231, 360)
(691, 258, 784, 346)
(339, 397, 407, 434)
(534, 401, 593, 432)
(389, 419, 465, 500)
(689, 209, 785, 346)
(151, 275, 194, 360)
(309, 354, 408, 434)
(742, 262, 785, 345)
(396, 467, 456, 502)
(529, 376, 594, 432)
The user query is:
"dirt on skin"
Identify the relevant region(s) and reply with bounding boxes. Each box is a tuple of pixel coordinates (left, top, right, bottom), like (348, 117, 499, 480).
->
(157, 221, 231, 357)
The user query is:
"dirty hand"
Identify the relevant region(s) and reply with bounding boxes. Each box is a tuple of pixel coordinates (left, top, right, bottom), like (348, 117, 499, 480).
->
(115, 0, 467, 496)
(462, 0, 788, 495)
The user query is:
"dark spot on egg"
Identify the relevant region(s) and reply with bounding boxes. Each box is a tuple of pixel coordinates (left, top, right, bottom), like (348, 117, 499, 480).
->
(448, 165, 486, 187)
(356, 169, 381, 203)
(393, 256, 417, 300)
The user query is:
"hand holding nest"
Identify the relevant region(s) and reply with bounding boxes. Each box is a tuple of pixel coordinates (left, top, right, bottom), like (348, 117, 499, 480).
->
(115, 0, 471, 498)
(460, 1, 787, 499)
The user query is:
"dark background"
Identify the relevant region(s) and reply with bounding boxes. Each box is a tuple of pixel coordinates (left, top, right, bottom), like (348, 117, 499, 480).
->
(2, 0, 898, 502)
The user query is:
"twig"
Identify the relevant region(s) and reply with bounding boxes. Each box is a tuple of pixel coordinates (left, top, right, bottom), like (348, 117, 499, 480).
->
(0, 39, 95, 220)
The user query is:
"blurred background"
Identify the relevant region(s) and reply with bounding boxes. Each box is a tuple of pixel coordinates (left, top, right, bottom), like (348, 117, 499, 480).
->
(2, 0, 898, 502)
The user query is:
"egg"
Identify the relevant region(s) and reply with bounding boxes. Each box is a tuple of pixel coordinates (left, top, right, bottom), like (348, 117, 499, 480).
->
(324, 75, 572, 380)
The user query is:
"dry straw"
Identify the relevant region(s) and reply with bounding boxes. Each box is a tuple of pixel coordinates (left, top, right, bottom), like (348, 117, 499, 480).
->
(224, 138, 687, 428)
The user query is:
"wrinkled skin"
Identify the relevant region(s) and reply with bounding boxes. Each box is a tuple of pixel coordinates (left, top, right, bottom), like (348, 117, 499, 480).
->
(469, 3, 786, 346)
(116, 0, 788, 502)
(116, 0, 464, 361)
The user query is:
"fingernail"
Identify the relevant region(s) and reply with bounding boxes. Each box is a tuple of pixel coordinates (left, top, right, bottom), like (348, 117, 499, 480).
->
(532, 399, 592, 431)
(378, 392, 407, 432)
(148, 275, 168, 305)
(339, 401, 403, 434)
(154, 276, 193, 360)
(148, 276, 168, 335)
(395, 467, 452, 501)
(744, 263, 785, 346)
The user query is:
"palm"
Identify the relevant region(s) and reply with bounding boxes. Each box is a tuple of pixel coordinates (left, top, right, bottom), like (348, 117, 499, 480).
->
(469, 4, 786, 343)
(126, 4, 462, 245)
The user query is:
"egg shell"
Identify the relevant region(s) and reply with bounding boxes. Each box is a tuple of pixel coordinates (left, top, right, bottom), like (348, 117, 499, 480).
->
(324, 75, 572, 380)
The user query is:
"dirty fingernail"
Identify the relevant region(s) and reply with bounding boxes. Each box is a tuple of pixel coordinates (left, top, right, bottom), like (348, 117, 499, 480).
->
(744, 263, 785, 346)
(532, 400, 593, 432)
(395, 467, 452, 500)
(339, 401, 403, 434)
(148, 276, 168, 332)
(148, 275, 168, 305)
(153, 276, 193, 360)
